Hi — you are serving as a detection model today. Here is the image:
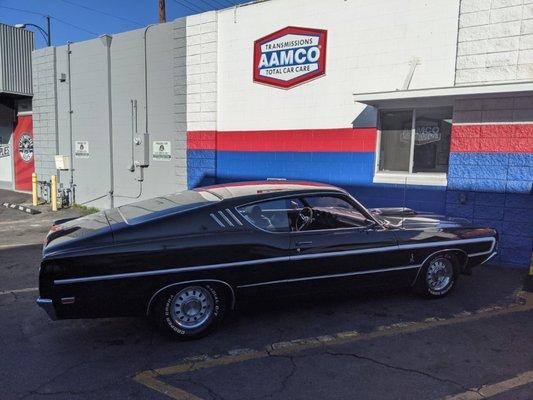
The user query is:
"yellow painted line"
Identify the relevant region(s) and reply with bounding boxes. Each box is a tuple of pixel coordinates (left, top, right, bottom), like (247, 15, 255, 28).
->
(133, 371, 202, 400)
(134, 292, 533, 400)
(443, 370, 533, 400)
(0, 287, 38, 296)
(0, 243, 42, 250)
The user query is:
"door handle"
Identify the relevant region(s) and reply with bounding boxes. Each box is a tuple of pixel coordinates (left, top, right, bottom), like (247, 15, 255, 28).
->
(295, 241, 313, 246)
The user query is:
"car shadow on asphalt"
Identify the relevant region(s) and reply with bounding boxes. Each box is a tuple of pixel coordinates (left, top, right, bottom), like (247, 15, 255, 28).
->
(6, 266, 526, 352)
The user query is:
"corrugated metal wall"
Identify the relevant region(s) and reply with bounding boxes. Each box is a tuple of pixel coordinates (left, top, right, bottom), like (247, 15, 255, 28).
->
(0, 23, 34, 96)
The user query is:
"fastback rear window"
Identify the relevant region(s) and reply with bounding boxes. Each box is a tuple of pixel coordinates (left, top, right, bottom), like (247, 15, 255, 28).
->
(118, 190, 219, 224)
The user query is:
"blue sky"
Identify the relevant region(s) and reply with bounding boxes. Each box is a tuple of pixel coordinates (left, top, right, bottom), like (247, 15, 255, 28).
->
(0, 0, 251, 48)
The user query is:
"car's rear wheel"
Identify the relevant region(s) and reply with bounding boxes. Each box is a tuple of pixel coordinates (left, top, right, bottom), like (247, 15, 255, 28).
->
(152, 284, 226, 340)
(414, 253, 458, 298)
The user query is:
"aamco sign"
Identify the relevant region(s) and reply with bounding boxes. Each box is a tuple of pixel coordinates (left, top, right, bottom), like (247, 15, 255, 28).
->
(253, 26, 327, 89)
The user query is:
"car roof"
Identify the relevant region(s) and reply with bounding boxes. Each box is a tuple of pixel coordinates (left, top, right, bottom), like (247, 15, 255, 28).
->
(197, 180, 344, 200)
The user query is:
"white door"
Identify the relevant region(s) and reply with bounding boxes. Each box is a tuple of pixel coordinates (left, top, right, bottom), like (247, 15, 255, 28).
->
(0, 104, 14, 188)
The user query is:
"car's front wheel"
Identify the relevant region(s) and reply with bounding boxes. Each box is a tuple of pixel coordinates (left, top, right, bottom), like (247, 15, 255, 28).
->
(414, 253, 458, 298)
(152, 284, 226, 340)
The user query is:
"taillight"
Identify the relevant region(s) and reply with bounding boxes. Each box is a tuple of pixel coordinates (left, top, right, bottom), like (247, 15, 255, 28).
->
(44, 224, 63, 246)
(44, 224, 80, 247)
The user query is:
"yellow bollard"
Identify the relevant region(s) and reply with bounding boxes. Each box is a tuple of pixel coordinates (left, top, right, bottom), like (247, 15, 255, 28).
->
(51, 175, 58, 211)
(31, 173, 38, 206)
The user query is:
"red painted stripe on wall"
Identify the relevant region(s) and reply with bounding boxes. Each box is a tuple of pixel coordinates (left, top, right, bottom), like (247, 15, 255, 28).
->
(451, 124, 533, 153)
(188, 128, 377, 152)
(187, 131, 217, 150)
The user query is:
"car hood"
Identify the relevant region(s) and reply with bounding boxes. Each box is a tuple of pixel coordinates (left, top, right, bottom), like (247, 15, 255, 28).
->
(369, 207, 472, 229)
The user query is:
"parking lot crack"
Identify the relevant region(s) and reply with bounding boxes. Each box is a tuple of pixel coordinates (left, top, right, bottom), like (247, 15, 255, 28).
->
(325, 350, 486, 398)
(245, 351, 298, 400)
(16, 351, 119, 400)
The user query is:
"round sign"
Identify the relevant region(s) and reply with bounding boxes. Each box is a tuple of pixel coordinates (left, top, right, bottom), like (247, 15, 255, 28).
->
(18, 133, 34, 163)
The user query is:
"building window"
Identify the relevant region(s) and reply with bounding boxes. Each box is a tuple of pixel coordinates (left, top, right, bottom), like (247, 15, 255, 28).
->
(375, 107, 452, 186)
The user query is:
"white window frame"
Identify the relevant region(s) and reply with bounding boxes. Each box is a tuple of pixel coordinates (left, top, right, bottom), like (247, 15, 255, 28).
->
(373, 108, 449, 187)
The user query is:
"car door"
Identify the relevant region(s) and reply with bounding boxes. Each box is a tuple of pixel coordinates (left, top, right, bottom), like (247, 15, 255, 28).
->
(232, 197, 295, 298)
(287, 194, 418, 292)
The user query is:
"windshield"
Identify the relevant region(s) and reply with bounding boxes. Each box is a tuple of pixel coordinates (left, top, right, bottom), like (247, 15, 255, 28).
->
(117, 190, 220, 224)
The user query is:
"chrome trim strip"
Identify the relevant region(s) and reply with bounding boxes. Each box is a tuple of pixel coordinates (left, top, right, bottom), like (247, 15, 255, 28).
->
(145, 279, 236, 315)
(411, 248, 469, 286)
(54, 255, 292, 285)
(53, 237, 496, 286)
(293, 245, 398, 261)
(218, 210, 234, 227)
(478, 251, 497, 266)
(210, 213, 225, 227)
(467, 237, 497, 257)
(237, 264, 422, 289)
(225, 208, 243, 226)
(399, 237, 496, 254)
(61, 297, 75, 305)
(36, 298, 57, 320)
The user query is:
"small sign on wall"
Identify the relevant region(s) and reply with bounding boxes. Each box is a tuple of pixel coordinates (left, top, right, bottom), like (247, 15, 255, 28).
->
(0, 136, 9, 159)
(75, 141, 89, 158)
(0, 145, 9, 158)
(153, 141, 171, 161)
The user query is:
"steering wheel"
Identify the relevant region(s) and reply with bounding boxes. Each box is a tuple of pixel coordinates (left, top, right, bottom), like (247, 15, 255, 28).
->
(296, 207, 314, 231)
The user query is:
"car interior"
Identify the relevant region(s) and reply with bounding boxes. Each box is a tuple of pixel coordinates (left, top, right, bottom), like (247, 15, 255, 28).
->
(238, 196, 373, 232)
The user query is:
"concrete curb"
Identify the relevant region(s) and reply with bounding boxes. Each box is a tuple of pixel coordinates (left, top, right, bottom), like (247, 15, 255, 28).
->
(1, 202, 41, 215)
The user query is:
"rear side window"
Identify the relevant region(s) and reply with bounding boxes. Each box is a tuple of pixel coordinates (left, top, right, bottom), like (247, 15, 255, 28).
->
(237, 199, 291, 232)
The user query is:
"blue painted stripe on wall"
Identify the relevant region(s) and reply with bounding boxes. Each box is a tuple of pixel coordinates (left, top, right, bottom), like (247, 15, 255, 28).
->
(187, 149, 216, 189)
(448, 152, 533, 194)
(215, 151, 447, 214)
(216, 151, 375, 185)
(186, 148, 531, 268)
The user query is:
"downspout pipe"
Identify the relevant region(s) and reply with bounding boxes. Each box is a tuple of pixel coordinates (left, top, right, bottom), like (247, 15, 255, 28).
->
(67, 42, 75, 203)
(143, 24, 155, 135)
(101, 34, 114, 208)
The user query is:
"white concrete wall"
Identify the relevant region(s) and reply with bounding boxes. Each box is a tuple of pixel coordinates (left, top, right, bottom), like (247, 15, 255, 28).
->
(37, 20, 187, 209)
(32, 47, 58, 182)
(217, 0, 460, 131)
(0, 103, 14, 188)
(184, 11, 218, 133)
(457, 0, 533, 84)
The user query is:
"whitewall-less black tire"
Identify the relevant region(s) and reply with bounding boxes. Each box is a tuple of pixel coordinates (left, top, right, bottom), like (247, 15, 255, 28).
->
(153, 284, 226, 340)
(414, 253, 459, 298)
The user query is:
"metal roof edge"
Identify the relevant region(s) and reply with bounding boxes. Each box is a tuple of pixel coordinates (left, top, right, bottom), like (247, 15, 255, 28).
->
(353, 81, 533, 105)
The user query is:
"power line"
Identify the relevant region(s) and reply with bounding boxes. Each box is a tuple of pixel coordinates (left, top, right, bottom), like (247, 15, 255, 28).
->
(56, 0, 143, 27)
(172, 0, 203, 13)
(0, 5, 47, 17)
(0, 5, 98, 36)
(195, 0, 227, 10)
(50, 16, 98, 36)
(213, 0, 237, 7)
(219, 0, 237, 6)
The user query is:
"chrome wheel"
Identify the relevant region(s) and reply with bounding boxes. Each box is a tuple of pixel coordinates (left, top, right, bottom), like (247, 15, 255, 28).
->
(170, 286, 214, 329)
(426, 258, 453, 292)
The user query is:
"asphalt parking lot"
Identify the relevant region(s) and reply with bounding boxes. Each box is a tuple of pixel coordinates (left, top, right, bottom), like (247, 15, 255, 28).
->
(1, 191, 532, 400)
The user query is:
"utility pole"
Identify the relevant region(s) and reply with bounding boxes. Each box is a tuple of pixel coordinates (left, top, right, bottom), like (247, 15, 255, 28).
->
(46, 15, 51, 46)
(159, 0, 166, 23)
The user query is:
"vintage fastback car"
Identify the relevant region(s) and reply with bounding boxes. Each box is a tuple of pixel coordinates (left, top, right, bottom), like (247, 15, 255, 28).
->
(38, 181, 497, 339)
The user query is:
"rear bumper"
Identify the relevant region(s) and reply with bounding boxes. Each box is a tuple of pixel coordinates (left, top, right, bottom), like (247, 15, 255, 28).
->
(36, 298, 57, 320)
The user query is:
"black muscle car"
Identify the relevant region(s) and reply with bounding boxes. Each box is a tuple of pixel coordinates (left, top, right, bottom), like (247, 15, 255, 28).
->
(38, 181, 497, 339)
